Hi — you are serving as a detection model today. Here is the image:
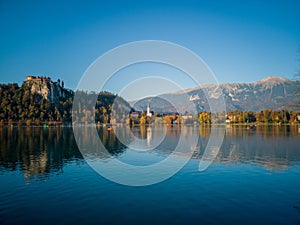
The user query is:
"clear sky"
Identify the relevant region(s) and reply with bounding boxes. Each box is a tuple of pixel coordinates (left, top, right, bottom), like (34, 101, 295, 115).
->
(1, 0, 300, 100)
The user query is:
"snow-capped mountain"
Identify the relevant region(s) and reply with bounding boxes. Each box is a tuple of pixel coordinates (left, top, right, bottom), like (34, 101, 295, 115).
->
(131, 76, 299, 113)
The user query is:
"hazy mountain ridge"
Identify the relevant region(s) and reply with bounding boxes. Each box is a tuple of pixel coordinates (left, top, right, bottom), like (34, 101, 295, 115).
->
(131, 76, 299, 113)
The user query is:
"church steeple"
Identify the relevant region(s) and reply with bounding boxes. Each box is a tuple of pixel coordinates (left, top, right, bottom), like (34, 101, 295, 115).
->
(146, 104, 152, 117)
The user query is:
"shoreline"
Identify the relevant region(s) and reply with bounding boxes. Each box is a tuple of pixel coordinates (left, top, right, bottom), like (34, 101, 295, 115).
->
(0, 122, 299, 128)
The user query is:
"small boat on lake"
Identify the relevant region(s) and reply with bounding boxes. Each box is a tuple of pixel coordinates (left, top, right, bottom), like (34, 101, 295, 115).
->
(247, 125, 256, 130)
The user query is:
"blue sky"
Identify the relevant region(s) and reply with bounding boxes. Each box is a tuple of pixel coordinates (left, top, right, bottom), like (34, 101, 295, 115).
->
(0, 0, 300, 99)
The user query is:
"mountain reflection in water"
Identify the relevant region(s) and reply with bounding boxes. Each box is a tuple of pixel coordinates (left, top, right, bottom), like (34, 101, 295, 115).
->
(0, 125, 299, 182)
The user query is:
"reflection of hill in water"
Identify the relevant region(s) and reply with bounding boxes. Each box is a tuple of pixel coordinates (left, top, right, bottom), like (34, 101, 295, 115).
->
(0, 127, 128, 181)
(0, 127, 83, 181)
(0, 125, 299, 181)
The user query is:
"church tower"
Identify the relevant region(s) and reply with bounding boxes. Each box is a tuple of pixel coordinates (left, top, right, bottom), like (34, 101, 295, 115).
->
(146, 104, 152, 117)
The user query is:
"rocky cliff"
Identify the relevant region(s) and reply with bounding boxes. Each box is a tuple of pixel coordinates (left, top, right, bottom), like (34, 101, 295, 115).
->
(22, 76, 72, 103)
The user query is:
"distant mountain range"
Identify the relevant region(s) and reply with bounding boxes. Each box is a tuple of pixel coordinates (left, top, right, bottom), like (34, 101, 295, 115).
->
(130, 76, 300, 113)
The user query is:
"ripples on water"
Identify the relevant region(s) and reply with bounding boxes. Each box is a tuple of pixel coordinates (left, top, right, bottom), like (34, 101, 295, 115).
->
(0, 125, 300, 225)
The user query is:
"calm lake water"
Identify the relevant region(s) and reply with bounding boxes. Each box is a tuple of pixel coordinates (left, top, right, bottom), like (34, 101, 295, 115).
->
(0, 125, 300, 225)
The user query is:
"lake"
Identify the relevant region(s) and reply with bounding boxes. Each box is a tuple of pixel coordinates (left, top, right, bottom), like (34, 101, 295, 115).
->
(0, 125, 300, 225)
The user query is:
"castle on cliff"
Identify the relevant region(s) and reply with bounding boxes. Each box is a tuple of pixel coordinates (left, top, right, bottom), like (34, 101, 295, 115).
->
(25, 75, 64, 88)
(23, 75, 68, 103)
(26, 75, 50, 81)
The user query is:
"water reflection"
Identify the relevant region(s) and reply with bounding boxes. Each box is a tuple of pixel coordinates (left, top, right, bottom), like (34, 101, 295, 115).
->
(218, 125, 300, 171)
(147, 127, 152, 147)
(0, 125, 299, 182)
(0, 127, 82, 181)
(112, 126, 167, 152)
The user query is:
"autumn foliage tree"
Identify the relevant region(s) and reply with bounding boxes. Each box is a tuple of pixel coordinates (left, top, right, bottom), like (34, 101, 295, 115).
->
(198, 112, 211, 124)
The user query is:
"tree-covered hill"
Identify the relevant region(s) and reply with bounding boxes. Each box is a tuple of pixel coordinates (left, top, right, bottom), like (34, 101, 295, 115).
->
(0, 80, 131, 125)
